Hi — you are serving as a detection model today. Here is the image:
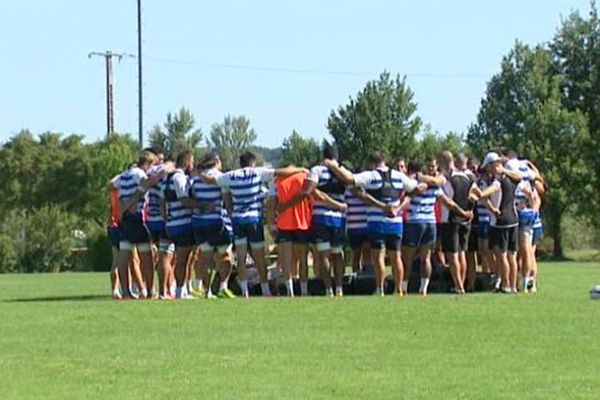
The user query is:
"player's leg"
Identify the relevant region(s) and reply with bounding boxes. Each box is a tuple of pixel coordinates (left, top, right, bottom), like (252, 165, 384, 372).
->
(418, 223, 436, 296)
(294, 239, 309, 296)
(330, 228, 345, 297)
(508, 226, 519, 293)
(443, 224, 463, 293)
(157, 240, 174, 299)
(248, 223, 271, 297)
(387, 235, 403, 296)
(278, 232, 295, 297)
(401, 223, 422, 295)
(369, 233, 386, 296)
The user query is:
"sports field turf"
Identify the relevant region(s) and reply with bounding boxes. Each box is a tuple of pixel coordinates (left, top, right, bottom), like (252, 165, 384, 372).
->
(0, 262, 599, 399)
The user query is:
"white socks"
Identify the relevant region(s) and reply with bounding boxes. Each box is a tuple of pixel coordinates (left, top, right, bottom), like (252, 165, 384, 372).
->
(419, 278, 430, 294)
(286, 279, 294, 297)
(239, 280, 249, 297)
(260, 282, 271, 296)
(401, 280, 409, 293)
(300, 281, 308, 296)
(219, 281, 228, 291)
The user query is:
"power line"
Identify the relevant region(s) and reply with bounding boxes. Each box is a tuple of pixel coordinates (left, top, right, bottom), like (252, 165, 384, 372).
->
(141, 56, 491, 79)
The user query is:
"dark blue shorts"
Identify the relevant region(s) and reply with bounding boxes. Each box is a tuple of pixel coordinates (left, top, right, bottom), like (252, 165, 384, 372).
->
(532, 228, 543, 246)
(166, 226, 195, 248)
(477, 223, 490, 240)
(194, 224, 232, 248)
(107, 227, 120, 249)
(401, 223, 436, 248)
(278, 229, 312, 244)
(147, 221, 167, 243)
(369, 232, 402, 251)
(233, 223, 265, 246)
(313, 223, 345, 249)
(347, 232, 368, 250)
(121, 212, 150, 245)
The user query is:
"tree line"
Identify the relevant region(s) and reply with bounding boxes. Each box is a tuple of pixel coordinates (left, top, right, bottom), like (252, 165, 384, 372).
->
(0, 3, 598, 272)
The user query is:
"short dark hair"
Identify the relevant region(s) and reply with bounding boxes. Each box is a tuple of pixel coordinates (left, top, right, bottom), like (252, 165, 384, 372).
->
(200, 151, 220, 169)
(368, 151, 385, 166)
(176, 150, 193, 168)
(239, 151, 257, 168)
(407, 159, 422, 174)
(149, 146, 165, 156)
(322, 144, 339, 161)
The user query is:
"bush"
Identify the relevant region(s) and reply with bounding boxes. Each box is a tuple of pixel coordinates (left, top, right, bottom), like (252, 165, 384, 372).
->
(86, 228, 113, 272)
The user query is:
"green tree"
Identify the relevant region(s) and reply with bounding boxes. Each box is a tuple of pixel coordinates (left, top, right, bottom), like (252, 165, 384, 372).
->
(327, 71, 422, 168)
(550, 2, 600, 221)
(149, 107, 204, 155)
(207, 115, 258, 170)
(467, 42, 590, 258)
(280, 130, 321, 167)
(412, 125, 466, 162)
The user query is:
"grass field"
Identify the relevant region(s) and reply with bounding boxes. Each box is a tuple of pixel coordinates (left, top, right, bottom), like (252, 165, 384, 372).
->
(1, 262, 599, 399)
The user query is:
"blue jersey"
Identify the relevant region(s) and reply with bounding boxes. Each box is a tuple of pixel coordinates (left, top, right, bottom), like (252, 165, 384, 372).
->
(344, 187, 368, 236)
(407, 186, 443, 224)
(476, 178, 491, 226)
(160, 169, 192, 233)
(215, 167, 275, 225)
(515, 180, 537, 221)
(309, 165, 347, 228)
(191, 168, 230, 228)
(354, 168, 417, 235)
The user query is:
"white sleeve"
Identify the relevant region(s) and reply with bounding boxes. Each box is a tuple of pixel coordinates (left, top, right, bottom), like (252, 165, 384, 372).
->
(268, 181, 277, 198)
(136, 170, 149, 193)
(174, 174, 190, 199)
(352, 171, 375, 188)
(215, 172, 231, 188)
(111, 177, 120, 190)
(308, 166, 320, 184)
(257, 167, 276, 183)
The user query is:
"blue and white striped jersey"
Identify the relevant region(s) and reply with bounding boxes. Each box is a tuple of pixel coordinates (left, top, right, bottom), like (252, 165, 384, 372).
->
(191, 168, 230, 228)
(215, 167, 275, 225)
(506, 159, 536, 181)
(344, 187, 368, 235)
(353, 167, 417, 235)
(308, 165, 347, 228)
(406, 186, 443, 224)
(117, 166, 148, 216)
(515, 180, 537, 220)
(159, 169, 192, 233)
(533, 213, 543, 231)
(147, 164, 166, 229)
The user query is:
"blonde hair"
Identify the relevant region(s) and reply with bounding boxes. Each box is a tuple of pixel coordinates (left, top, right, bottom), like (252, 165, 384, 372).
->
(137, 150, 159, 167)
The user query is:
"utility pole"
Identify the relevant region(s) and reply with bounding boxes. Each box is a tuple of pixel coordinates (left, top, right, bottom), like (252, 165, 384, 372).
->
(137, 0, 144, 148)
(88, 51, 130, 138)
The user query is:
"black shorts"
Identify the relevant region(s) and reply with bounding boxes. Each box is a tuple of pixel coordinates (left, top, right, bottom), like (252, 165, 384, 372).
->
(347, 232, 368, 250)
(489, 226, 519, 253)
(402, 223, 436, 248)
(278, 229, 312, 244)
(121, 212, 151, 245)
(107, 227, 120, 249)
(313, 223, 345, 250)
(369, 232, 402, 251)
(194, 224, 232, 249)
(233, 223, 265, 246)
(440, 223, 471, 253)
(468, 224, 478, 252)
(166, 227, 196, 248)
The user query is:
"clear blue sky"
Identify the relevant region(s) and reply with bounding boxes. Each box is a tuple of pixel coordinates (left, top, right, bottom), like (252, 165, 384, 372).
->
(0, 0, 591, 148)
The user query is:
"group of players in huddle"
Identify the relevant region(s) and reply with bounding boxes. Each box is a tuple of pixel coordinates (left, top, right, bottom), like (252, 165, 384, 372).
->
(108, 143, 545, 300)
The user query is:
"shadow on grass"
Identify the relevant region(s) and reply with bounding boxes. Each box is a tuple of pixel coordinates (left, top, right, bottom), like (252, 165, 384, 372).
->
(5, 294, 111, 303)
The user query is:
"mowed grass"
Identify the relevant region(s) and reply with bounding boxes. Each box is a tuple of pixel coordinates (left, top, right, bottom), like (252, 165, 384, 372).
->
(1, 263, 599, 400)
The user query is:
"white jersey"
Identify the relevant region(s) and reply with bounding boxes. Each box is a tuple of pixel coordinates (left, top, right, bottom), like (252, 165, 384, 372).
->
(191, 168, 230, 228)
(159, 169, 193, 233)
(308, 164, 348, 228)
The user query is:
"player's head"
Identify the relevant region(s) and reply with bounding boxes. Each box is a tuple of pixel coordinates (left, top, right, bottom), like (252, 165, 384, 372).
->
(396, 158, 407, 173)
(176, 150, 194, 173)
(322, 144, 339, 161)
(407, 159, 422, 175)
(239, 151, 257, 168)
(137, 150, 159, 171)
(368, 151, 386, 169)
(438, 150, 454, 170)
(467, 156, 479, 172)
(455, 153, 468, 171)
(425, 156, 438, 176)
(149, 146, 165, 163)
(201, 151, 222, 171)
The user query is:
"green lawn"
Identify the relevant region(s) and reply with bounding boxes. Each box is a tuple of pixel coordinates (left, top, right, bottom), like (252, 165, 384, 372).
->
(1, 262, 599, 399)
